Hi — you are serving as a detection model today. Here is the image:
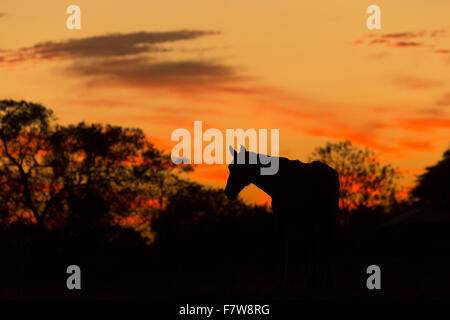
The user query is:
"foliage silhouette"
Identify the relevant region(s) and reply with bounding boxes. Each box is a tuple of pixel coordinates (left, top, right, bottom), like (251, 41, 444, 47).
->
(1, 99, 449, 299)
(309, 141, 399, 226)
(0, 100, 188, 241)
(153, 180, 274, 270)
(411, 147, 450, 210)
(0, 100, 274, 289)
(0, 100, 55, 229)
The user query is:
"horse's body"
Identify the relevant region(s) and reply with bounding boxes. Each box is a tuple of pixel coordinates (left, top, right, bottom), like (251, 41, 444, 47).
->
(225, 147, 339, 290)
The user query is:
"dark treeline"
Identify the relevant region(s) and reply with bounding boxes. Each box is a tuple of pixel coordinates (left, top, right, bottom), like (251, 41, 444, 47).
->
(0, 100, 277, 296)
(1, 100, 449, 299)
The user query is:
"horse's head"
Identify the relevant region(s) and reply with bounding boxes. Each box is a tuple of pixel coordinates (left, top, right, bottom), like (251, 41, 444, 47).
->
(224, 145, 258, 200)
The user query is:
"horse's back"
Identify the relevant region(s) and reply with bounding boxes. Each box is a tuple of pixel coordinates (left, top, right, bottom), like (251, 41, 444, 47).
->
(275, 159, 339, 200)
(272, 159, 339, 225)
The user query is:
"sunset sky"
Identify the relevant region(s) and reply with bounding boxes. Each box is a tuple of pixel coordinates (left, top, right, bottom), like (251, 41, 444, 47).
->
(1, 0, 449, 204)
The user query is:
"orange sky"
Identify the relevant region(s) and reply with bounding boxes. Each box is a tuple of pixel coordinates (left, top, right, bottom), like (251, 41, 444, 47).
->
(1, 0, 449, 204)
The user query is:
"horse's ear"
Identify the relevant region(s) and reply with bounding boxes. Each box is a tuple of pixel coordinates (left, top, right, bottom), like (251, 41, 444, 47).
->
(229, 145, 237, 156)
(239, 145, 246, 154)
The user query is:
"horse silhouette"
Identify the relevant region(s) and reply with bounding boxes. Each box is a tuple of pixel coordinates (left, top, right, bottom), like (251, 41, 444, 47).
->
(224, 145, 339, 290)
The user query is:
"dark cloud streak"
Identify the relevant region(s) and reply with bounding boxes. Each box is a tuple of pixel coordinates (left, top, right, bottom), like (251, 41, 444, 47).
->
(67, 56, 244, 93)
(393, 41, 423, 47)
(1, 29, 258, 96)
(0, 30, 219, 65)
(354, 28, 448, 55)
(381, 31, 424, 39)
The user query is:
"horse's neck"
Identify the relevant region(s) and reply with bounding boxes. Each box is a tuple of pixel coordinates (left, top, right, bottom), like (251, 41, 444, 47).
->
(251, 166, 279, 198)
(251, 157, 295, 199)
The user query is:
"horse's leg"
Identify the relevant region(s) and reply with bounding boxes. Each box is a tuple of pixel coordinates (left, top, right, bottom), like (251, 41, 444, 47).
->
(312, 226, 319, 289)
(278, 220, 288, 291)
(304, 225, 317, 289)
(317, 213, 336, 291)
(298, 226, 307, 284)
(284, 224, 289, 284)
(299, 224, 312, 288)
(324, 240, 334, 290)
(317, 225, 328, 290)
(325, 219, 336, 290)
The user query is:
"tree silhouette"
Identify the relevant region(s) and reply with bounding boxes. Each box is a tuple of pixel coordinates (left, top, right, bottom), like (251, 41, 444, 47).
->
(0, 100, 55, 229)
(44, 122, 152, 235)
(411, 147, 450, 210)
(153, 181, 244, 244)
(0, 100, 183, 240)
(152, 180, 273, 268)
(132, 147, 193, 221)
(309, 141, 398, 226)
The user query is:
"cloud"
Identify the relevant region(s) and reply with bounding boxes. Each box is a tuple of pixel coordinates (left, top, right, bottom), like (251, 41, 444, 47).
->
(369, 39, 389, 44)
(304, 126, 397, 153)
(353, 28, 448, 55)
(381, 31, 425, 39)
(303, 116, 449, 155)
(368, 40, 424, 48)
(395, 117, 450, 131)
(372, 114, 450, 133)
(392, 41, 423, 48)
(430, 29, 449, 38)
(436, 92, 450, 107)
(391, 75, 444, 90)
(0, 30, 219, 66)
(0, 29, 253, 96)
(435, 49, 450, 54)
(395, 139, 435, 152)
(365, 29, 447, 41)
(67, 56, 247, 95)
(419, 108, 446, 116)
(0, 29, 263, 97)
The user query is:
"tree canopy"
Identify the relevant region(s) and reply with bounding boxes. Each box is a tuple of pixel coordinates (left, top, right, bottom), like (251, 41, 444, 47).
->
(411, 147, 450, 210)
(0, 100, 188, 241)
(309, 141, 399, 215)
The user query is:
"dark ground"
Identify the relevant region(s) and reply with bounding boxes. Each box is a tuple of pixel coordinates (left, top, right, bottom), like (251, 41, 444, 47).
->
(4, 256, 449, 300)
(2, 224, 449, 300)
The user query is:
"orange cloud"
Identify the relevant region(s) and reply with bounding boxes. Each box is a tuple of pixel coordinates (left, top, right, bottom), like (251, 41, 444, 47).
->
(304, 126, 396, 153)
(395, 139, 435, 152)
(392, 41, 423, 48)
(436, 92, 450, 106)
(391, 75, 444, 90)
(353, 28, 448, 55)
(381, 31, 425, 39)
(369, 116, 450, 135)
(435, 49, 450, 54)
(395, 117, 450, 131)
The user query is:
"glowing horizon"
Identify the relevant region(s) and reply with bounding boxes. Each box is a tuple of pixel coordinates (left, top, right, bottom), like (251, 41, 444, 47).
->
(1, 0, 449, 204)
